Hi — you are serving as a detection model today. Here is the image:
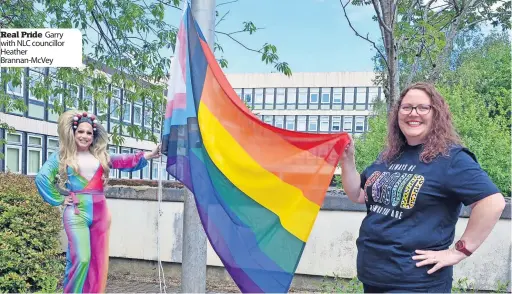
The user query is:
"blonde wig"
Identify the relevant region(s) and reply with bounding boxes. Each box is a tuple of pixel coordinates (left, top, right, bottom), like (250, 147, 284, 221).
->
(56, 110, 111, 188)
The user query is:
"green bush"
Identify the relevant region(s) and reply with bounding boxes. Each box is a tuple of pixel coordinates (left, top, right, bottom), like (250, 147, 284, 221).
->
(351, 87, 511, 197)
(439, 84, 511, 196)
(0, 172, 65, 292)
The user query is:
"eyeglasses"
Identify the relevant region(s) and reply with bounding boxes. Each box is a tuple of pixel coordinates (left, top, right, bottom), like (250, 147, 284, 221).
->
(399, 104, 432, 115)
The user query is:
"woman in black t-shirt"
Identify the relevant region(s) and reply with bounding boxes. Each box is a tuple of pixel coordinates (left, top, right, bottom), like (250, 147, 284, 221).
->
(340, 82, 505, 293)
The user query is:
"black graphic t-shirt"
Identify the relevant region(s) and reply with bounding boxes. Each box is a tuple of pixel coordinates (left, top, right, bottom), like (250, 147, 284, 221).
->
(356, 144, 500, 289)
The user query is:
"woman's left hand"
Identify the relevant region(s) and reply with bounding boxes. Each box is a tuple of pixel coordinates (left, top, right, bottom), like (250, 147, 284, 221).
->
(145, 143, 162, 160)
(412, 248, 467, 274)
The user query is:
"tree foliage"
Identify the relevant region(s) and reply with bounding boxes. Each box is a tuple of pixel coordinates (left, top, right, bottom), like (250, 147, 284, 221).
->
(340, 0, 511, 105)
(353, 31, 511, 196)
(0, 0, 291, 146)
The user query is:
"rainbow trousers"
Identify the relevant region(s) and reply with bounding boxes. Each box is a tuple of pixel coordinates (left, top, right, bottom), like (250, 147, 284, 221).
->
(62, 193, 110, 293)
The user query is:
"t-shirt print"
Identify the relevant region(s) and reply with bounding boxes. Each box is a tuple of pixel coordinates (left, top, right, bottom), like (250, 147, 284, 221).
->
(363, 163, 425, 220)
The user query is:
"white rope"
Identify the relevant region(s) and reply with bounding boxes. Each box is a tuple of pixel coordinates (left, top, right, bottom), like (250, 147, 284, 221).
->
(157, 152, 167, 293)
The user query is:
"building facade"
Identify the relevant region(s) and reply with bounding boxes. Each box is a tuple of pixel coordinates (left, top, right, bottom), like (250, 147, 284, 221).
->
(0, 66, 171, 181)
(1, 69, 381, 178)
(228, 72, 382, 136)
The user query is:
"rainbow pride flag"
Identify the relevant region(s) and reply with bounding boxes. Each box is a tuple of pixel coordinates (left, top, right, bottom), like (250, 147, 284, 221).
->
(161, 5, 350, 293)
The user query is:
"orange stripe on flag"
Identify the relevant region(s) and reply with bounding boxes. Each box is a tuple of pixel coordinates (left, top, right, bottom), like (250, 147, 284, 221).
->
(199, 66, 341, 206)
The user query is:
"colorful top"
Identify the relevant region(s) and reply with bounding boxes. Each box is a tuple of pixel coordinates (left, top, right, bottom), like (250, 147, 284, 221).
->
(357, 144, 500, 289)
(35, 151, 148, 206)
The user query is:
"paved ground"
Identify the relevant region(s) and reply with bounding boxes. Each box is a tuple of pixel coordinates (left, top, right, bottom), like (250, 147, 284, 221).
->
(105, 275, 182, 293)
(105, 275, 241, 293)
(106, 279, 179, 293)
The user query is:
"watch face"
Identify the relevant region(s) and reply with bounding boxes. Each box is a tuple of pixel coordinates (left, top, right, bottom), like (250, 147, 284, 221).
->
(456, 240, 464, 250)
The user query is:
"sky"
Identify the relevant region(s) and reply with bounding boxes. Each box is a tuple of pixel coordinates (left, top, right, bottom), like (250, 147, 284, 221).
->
(167, 0, 382, 74)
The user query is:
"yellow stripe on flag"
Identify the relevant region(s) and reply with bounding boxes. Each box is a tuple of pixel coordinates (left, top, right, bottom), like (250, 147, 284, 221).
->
(198, 101, 320, 242)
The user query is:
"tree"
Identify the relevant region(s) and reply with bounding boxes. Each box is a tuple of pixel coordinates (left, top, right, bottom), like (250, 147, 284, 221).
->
(0, 0, 291, 146)
(353, 31, 511, 196)
(339, 0, 511, 106)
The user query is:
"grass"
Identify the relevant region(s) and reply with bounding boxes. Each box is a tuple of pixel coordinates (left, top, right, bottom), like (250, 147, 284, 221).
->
(319, 276, 510, 293)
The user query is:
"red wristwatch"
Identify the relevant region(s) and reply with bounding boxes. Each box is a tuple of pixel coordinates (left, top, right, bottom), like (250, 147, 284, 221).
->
(455, 240, 472, 256)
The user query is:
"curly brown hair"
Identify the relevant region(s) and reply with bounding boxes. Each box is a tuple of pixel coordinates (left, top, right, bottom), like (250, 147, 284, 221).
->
(380, 82, 462, 163)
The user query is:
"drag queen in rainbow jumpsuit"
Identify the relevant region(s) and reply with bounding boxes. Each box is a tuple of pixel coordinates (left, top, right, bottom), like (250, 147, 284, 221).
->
(35, 110, 160, 293)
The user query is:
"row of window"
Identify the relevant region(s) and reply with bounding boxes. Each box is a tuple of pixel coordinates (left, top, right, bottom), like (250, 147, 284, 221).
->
(234, 86, 382, 111)
(1, 68, 162, 140)
(257, 115, 368, 133)
(1, 130, 174, 181)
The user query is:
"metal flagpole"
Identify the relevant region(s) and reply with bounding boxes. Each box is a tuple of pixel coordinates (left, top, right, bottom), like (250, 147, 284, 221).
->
(181, 0, 215, 293)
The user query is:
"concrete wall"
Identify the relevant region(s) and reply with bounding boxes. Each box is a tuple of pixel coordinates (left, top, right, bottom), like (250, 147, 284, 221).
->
(60, 186, 511, 291)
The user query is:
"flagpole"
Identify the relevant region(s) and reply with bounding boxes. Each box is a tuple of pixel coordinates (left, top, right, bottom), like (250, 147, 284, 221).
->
(182, 0, 215, 293)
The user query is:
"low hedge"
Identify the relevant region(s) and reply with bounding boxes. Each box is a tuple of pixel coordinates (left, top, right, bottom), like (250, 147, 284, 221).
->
(0, 172, 65, 292)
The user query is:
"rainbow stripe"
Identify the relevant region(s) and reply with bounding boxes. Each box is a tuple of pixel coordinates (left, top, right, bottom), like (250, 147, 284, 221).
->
(162, 6, 349, 293)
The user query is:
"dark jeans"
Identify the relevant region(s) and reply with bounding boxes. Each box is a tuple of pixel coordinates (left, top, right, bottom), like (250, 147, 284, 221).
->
(363, 280, 452, 293)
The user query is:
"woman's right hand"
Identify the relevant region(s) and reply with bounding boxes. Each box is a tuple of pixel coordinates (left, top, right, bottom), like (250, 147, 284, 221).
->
(63, 196, 73, 206)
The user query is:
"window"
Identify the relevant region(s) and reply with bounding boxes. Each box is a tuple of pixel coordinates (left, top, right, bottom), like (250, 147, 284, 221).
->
(5, 146, 22, 173)
(112, 87, 121, 99)
(6, 69, 24, 97)
(254, 89, 263, 109)
(110, 122, 119, 136)
(123, 101, 132, 123)
(320, 116, 330, 132)
(321, 88, 331, 109)
(309, 88, 319, 109)
(150, 160, 168, 180)
(28, 70, 44, 100)
(355, 116, 365, 132)
(263, 116, 273, 126)
(243, 89, 252, 103)
(108, 146, 118, 178)
(6, 133, 22, 144)
(321, 93, 330, 104)
(110, 87, 121, 119)
(275, 88, 285, 110)
(144, 100, 153, 127)
(152, 161, 160, 180)
(5, 132, 22, 174)
(82, 84, 94, 113)
(235, 89, 242, 99)
(142, 158, 150, 179)
(264, 88, 275, 109)
(344, 88, 354, 110)
(28, 70, 45, 119)
(343, 116, 353, 132)
(331, 116, 341, 132)
(133, 104, 143, 125)
(274, 116, 284, 129)
(308, 116, 318, 132)
(332, 88, 342, 110)
(286, 88, 297, 110)
(110, 98, 120, 120)
(298, 88, 308, 110)
(310, 94, 318, 103)
(66, 85, 79, 110)
(356, 87, 367, 103)
(47, 137, 59, 158)
(297, 116, 307, 131)
(132, 149, 142, 179)
(48, 80, 63, 122)
(95, 87, 109, 118)
(356, 87, 367, 110)
(27, 135, 43, 175)
(285, 116, 295, 131)
(368, 87, 380, 111)
(120, 148, 131, 178)
(160, 156, 168, 180)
